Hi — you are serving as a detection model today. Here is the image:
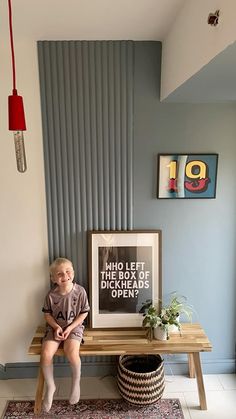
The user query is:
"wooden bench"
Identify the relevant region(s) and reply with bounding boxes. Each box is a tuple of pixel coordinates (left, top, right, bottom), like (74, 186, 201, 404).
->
(28, 323, 212, 414)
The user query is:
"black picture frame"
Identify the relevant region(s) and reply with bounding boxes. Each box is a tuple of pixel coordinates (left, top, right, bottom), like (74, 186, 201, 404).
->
(157, 153, 218, 199)
(88, 230, 162, 328)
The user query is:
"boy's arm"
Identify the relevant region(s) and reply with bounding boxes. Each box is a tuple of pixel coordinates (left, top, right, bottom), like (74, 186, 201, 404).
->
(44, 313, 60, 330)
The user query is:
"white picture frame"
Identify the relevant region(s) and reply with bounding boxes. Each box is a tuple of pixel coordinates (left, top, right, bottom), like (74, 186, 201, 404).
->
(88, 230, 162, 328)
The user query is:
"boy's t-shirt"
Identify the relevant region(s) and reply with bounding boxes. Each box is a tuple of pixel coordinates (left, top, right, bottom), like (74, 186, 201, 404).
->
(42, 283, 90, 335)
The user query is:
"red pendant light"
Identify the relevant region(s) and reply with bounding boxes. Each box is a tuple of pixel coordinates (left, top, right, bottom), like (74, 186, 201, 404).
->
(8, 0, 27, 173)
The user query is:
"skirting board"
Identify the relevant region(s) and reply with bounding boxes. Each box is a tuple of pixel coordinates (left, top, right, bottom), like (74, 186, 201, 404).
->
(0, 357, 235, 379)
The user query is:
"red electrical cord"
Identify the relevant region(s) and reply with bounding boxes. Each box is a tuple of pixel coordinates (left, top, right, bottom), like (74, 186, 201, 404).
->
(8, 0, 17, 93)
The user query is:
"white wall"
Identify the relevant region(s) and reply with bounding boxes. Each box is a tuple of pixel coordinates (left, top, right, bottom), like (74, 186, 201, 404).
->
(161, 0, 236, 100)
(0, 36, 49, 364)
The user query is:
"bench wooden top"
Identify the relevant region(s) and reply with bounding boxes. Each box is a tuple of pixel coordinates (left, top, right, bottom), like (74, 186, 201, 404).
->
(28, 323, 212, 356)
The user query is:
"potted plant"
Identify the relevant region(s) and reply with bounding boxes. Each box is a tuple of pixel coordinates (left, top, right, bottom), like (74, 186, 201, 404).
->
(141, 293, 193, 341)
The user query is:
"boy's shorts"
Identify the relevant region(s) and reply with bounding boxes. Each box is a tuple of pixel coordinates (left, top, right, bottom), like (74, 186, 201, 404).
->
(43, 326, 84, 343)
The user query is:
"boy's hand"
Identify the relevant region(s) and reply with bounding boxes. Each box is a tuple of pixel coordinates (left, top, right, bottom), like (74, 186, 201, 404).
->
(62, 326, 72, 340)
(54, 326, 64, 341)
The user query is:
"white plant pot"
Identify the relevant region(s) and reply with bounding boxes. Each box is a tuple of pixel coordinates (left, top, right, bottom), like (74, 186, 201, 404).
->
(153, 326, 167, 341)
(168, 324, 179, 333)
(168, 317, 180, 334)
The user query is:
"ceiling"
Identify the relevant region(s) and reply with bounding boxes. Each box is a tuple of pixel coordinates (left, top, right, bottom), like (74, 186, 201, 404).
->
(164, 41, 236, 103)
(2, 0, 235, 102)
(1, 0, 185, 40)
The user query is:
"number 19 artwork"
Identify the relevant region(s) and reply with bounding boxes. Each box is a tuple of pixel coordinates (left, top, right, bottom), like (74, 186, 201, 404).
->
(157, 154, 218, 199)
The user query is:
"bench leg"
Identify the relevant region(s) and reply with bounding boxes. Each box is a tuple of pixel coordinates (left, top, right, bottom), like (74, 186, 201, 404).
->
(188, 353, 195, 378)
(34, 366, 44, 414)
(192, 352, 207, 410)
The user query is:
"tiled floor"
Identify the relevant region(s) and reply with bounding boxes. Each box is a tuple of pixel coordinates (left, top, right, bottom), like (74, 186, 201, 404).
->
(0, 374, 235, 418)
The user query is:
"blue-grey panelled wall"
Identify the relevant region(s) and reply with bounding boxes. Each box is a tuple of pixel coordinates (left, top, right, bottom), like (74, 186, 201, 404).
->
(38, 41, 134, 284)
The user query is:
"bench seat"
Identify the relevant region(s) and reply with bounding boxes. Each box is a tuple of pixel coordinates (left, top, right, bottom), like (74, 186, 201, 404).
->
(28, 323, 212, 414)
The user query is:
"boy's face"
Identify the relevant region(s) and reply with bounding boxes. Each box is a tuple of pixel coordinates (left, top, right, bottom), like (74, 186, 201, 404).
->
(51, 262, 74, 286)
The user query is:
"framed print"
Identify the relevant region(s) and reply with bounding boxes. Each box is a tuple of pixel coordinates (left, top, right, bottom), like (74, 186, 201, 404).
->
(88, 230, 162, 328)
(157, 154, 218, 199)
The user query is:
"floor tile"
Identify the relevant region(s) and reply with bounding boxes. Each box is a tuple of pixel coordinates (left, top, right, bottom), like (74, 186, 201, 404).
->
(57, 377, 101, 398)
(80, 377, 101, 398)
(97, 376, 121, 399)
(12, 396, 34, 401)
(0, 379, 37, 398)
(164, 374, 222, 393)
(217, 373, 236, 390)
(0, 381, 14, 398)
(184, 390, 236, 419)
(56, 377, 71, 397)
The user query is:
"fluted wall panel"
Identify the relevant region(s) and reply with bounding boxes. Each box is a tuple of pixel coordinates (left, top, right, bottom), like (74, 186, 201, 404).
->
(38, 41, 134, 285)
(38, 41, 134, 366)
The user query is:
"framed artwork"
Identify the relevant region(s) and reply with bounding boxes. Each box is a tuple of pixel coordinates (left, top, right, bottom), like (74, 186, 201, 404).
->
(88, 230, 162, 328)
(157, 154, 218, 199)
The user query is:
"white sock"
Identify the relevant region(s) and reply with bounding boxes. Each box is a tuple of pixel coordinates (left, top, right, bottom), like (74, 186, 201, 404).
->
(69, 363, 81, 405)
(42, 365, 56, 412)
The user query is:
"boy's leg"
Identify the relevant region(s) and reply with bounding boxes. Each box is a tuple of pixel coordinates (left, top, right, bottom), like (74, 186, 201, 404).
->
(40, 340, 60, 412)
(64, 339, 81, 405)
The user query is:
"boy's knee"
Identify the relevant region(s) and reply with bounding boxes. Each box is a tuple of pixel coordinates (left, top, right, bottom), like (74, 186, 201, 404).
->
(64, 347, 75, 357)
(64, 348, 80, 362)
(41, 349, 54, 364)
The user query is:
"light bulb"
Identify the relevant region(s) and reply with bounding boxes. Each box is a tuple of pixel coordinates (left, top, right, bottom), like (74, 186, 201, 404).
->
(14, 131, 27, 173)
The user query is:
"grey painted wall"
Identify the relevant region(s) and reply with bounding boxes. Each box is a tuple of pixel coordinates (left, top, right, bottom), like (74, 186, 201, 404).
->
(134, 42, 236, 371)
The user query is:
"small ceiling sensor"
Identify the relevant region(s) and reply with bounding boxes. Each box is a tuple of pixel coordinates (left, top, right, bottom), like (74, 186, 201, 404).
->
(208, 10, 220, 26)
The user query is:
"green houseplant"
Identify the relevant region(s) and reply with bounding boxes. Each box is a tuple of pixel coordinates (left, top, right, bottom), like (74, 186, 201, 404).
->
(141, 293, 193, 341)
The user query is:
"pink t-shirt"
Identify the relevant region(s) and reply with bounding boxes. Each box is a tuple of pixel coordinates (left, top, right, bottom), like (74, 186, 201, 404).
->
(42, 283, 90, 335)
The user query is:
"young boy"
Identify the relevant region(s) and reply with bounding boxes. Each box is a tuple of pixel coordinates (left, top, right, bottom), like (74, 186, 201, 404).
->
(41, 257, 90, 412)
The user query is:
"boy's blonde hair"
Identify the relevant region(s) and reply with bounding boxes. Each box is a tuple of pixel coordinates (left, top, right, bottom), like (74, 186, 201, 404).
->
(49, 257, 73, 276)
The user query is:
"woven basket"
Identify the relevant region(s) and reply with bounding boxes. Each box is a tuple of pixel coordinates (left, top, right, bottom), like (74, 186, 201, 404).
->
(117, 354, 165, 405)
